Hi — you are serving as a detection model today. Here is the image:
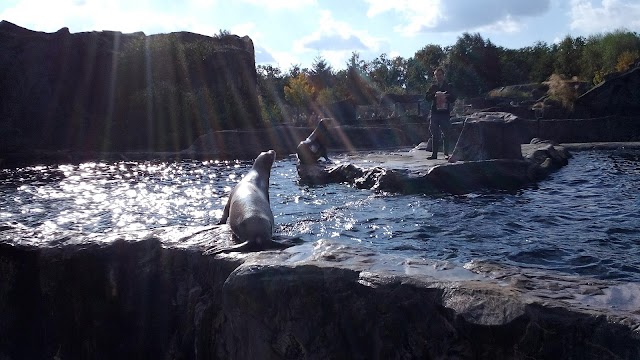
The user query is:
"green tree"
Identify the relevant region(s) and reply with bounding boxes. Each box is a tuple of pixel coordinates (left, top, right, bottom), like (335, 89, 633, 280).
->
(526, 41, 554, 82)
(580, 29, 640, 84)
(308, 55, 334, 92)
(414, 44, 445, 73)
(335, 52, 377, 104)
(445, 32, 501, 97)
(368, 53, 406, 93)
(498, 48, 521, 85)
(404, 57, 430, 94)
(554, 35, 585, 78)
(257, 64, 287, 123)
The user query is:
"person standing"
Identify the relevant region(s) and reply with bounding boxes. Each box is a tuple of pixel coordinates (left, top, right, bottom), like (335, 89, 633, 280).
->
(425, 67, 457, 160)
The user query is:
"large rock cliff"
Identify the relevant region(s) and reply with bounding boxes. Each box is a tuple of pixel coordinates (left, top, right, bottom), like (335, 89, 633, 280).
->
(0, 21, 261, 155)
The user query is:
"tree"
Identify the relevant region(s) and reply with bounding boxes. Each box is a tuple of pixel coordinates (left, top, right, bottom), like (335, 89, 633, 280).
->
(498, 47, 530, 85)
(214, 29, 231, 39)
(335, 52, 377, 104)
(526, 41, 554, 83)
(579, 29, 640, 84)
(445, 32, 501, 97)
(308, 55, 334, 92)
(368, 53, 406, 94)
(414, 45, 445, 74)
(554, 35, 585, 78)
(257, 65, 286, 123)
(596, 29, 640, 72)
(404, 57, 430, 94)
(284, 73, 314, 121)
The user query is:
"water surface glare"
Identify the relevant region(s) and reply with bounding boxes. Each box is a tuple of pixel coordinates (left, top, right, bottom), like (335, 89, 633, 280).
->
(1, 150, 639, 281)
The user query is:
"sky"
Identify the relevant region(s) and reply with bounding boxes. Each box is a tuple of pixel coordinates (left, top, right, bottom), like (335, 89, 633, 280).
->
(2, 0, 640, 72)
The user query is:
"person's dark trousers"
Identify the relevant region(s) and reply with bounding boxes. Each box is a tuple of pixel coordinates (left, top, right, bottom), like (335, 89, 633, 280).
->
(429, 111, 451, 158)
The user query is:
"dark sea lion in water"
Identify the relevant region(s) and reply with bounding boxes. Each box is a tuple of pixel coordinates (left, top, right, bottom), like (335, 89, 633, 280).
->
(296, 118, 333, 164)
(216, 150, 290, 253)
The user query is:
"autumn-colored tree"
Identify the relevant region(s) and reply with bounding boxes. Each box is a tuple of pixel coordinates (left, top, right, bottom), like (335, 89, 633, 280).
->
(284, 73, 314, 121)
(615, 50, 639, 72)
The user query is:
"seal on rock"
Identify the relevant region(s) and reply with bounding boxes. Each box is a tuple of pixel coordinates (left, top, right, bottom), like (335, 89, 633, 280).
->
(217, 149, 289, 253)
(296, 118, 333, 164)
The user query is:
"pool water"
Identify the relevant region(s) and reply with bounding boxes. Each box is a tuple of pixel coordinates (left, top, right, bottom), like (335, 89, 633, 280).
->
(1, 149, 639, 281)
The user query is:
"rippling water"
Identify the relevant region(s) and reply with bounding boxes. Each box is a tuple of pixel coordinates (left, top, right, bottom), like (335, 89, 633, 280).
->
(1, 150, 639, 281)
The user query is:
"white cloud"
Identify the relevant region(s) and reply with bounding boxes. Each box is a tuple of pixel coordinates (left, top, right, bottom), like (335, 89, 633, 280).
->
(364, 0, 549, 36)
(364, 0, 441, 35)
(292, 10, 387, 69)
(238, 0, 316, 10)
(570, 0, 640, 33)
(295, 10, 383, 53)
(474, 15, 522, 34)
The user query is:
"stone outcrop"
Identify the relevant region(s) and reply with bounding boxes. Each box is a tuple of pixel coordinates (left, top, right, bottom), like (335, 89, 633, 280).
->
(297, 113, 571, 195)
(298, 141, 570, 195)
(576, 66, 640, 117)
(0, 21, 260, 156)
(449, 112, 528, 162)
(1, 225, 638, 359)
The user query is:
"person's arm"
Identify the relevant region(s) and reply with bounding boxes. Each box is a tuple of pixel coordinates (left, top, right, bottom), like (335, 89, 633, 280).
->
(425, 84, 437, 100)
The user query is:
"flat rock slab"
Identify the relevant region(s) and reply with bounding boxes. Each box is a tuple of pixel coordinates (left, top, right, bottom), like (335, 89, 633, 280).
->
(1, 223, 639, 359)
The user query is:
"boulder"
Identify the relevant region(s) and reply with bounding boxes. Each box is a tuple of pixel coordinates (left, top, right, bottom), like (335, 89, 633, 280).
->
(449, 112, 529, 162)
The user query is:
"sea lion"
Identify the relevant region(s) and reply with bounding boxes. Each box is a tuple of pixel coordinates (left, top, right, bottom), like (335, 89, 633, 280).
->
(217, 149, 288, 253)
(296, 118, 333, 164)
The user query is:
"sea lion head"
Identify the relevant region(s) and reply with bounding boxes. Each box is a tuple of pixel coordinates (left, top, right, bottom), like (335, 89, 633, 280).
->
(253, 149, 276, 173)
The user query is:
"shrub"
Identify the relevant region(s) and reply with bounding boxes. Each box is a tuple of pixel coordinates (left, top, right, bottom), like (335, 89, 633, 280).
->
(546, 74, 579, 111)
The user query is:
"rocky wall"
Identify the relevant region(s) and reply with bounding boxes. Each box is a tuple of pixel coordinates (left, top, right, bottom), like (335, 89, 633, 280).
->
(0, 21, 260, 155)
(1, 226, 639, 360)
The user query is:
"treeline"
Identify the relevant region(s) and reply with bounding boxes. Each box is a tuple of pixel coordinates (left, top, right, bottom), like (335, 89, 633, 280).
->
(257, 29, 640, 124)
